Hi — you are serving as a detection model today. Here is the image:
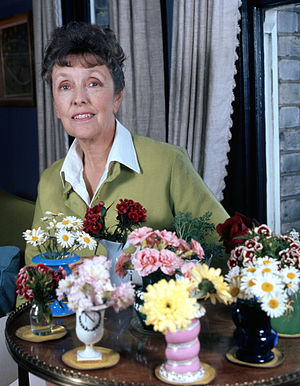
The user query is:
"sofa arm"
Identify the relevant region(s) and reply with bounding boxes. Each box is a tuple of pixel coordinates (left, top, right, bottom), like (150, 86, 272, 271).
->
(0, 246, 20, 317)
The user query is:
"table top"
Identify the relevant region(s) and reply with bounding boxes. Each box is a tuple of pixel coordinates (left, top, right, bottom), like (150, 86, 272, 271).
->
(5, 302, 300, 386)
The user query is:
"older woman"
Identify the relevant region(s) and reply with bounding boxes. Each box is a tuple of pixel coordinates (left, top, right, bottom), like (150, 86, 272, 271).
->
(25, 21, 228, 269)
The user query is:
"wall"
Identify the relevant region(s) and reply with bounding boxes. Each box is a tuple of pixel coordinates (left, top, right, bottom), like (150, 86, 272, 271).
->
(0, 0, 39, 200)
(278, 8, 300, 232)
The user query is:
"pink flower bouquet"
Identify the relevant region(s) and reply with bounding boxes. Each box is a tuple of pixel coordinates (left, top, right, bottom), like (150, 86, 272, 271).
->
(116, 226, 205, 281)
(56, 255, 135, 313)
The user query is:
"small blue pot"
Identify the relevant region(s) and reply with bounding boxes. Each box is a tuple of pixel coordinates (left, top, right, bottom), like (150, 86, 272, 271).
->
(32, 253, 80, 317)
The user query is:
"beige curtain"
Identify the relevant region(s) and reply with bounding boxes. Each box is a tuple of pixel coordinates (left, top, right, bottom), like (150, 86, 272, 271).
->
(32, 0, 68, 175)
(108, 0, 166, 141)
(168, 0, 241, 201)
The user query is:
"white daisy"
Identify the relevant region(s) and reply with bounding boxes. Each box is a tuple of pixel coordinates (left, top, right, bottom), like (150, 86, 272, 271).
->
(255, 256, 279, 271)
(240, 268, 257, 298)
(260, 291, 288, 318)
(57, 216, 74, 229)
(252, 272, 283, 300)
(77, 231, 97, 250)
(47, 220, 58, 230)
(45, 211, 64, 216)
(56, 229, 75, 248)
(68, 217, 83, 230)
(23, 227, 45, 247)
(280, 266, 300, 296)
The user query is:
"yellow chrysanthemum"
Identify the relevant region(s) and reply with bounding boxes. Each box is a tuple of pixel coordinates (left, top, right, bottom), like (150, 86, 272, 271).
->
(140, 279, 198, 333)
(190, 263, 232, 305)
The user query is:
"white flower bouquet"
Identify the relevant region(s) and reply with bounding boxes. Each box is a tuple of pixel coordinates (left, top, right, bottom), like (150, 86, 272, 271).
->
(224, 224, 300, 318)
(23, 211, 97, 259)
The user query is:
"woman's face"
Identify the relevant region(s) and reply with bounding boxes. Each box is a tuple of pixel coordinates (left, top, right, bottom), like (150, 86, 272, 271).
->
(52, 56, 122, 142)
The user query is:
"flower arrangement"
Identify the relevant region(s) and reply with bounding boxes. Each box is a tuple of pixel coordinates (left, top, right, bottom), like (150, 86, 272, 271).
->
(217, 217, 300, 318)
(140, 263, 232, 333)
(23, 211, 97, 259)
(116, 226, 206, 281)
(16, 263, 66, 305)
(56, 255, 135, 313)
(83, 198, 147, 246)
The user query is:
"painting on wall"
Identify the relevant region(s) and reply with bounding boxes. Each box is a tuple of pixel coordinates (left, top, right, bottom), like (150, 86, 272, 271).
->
(0, 12, 35, 106)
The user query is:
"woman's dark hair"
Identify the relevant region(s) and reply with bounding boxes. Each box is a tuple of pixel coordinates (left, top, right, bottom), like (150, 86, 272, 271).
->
(42, 21, 126, 94)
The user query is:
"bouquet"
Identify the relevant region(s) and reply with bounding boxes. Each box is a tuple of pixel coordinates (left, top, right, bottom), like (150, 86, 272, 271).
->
(217, 216, 300, 318)
(56, 255, 135, 313)
(140, 263, 232, 333)
(16, 264, 66, 306)
(115, 226, 207, 281)
(83, 198, 147, 246)
(23, 211, 97, 259)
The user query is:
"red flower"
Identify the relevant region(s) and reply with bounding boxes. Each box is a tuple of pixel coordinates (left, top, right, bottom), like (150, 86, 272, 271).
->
(83, 198, 147, 245)
(16, 264, 66, 304)
(216, 212, 254, 253)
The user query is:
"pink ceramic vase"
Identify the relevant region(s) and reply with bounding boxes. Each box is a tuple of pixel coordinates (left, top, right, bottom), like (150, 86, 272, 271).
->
(164, 318, 201, 374)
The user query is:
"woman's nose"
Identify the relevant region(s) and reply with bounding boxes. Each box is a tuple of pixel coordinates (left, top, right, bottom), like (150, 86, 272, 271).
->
(73, 86, 88, 105)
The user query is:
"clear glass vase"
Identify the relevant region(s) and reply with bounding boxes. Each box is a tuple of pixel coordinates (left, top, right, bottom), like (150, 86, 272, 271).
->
(30, 302, 53, 336)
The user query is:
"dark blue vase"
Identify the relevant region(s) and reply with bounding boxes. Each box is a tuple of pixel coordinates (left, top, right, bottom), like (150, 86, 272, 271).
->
(232, 299, 278, 363)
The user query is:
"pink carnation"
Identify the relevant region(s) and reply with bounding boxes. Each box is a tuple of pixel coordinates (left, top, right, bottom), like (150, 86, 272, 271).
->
(133, 248, 160, 276)
(156, 230, 180, 248)
(180, 262, 196, 278)
(115, 252, 132, 279)
(107, 282, 135, 312)
(191, 239, 204, 259)
(128, 227, 156, 247)
(159, 249, 183, 275)
(177, 238, 191, 252)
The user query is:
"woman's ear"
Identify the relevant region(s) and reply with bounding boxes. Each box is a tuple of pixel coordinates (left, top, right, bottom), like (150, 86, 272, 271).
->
(113, 90, 123, 114)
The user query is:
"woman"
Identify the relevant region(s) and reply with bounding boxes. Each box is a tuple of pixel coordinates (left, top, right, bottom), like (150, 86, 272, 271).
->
(25, 21, 228, 269)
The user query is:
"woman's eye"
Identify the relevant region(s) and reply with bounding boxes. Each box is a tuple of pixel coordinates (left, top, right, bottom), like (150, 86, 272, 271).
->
(59, 84, 70, 90)
(89, 81, 100, 87)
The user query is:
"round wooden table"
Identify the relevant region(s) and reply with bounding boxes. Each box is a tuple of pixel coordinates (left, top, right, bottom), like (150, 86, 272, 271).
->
(5, 302, 300, 385)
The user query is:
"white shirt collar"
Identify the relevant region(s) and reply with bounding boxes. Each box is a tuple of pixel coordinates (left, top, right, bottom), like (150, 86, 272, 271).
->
(60, 120, 140, 205)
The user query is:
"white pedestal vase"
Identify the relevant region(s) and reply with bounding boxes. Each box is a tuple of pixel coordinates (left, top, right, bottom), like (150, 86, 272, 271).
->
(75, 305, 107, 361)
(100, 239, 130, 286)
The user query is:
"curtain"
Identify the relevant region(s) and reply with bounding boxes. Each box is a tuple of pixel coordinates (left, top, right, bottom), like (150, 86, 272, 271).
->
(32, 0, 68, 175)
(108, 0, 166, 141)
(168, 0, 241, 201)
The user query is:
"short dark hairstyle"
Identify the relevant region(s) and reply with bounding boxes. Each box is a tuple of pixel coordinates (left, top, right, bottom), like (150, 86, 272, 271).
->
(42, 21, 126, 94)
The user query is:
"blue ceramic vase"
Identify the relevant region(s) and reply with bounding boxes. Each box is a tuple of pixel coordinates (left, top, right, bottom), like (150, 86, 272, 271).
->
(32, 253, 80, 316)
(232, 299, 278, 363)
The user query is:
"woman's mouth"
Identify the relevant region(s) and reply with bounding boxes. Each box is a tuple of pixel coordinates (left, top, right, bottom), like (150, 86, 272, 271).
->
(72, 113, 95, 120)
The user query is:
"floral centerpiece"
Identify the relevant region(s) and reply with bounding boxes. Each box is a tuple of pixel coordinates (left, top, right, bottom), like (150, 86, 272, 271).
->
(16, 264, 66, 335)
(116, 211, 220, 282)
(117, 226, 207, 281)
(220, 222, 300, 318)
(217, 215, 300, 363)
(140, 263, 231, 384)
(141, 263, 232, 333)
(115, 211, 223, 329)
(56, 255, 135, 313)
(56, 255, 135, 361)
(83, 198, 147, 246)
(23, 211, 97, 259)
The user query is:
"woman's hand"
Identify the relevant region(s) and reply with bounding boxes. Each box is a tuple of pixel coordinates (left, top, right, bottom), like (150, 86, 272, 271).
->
(69, 256, 95, 274)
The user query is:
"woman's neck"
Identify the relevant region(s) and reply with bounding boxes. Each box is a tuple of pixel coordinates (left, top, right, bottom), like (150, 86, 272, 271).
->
(79, 127, 116, 200)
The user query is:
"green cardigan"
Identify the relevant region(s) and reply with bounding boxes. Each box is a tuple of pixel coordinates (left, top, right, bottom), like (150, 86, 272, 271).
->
(25, 134, 228, 269)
